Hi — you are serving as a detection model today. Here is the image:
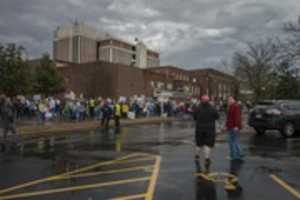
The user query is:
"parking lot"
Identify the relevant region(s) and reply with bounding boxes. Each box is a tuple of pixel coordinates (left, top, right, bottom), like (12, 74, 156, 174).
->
(0, 121, 299, 199)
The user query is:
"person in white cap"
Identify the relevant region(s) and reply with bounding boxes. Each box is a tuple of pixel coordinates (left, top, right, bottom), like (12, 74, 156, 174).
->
(194, 95, 219, 173)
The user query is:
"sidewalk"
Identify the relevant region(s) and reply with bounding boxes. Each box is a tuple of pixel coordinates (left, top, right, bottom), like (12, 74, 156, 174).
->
(15, 117, 176, 139)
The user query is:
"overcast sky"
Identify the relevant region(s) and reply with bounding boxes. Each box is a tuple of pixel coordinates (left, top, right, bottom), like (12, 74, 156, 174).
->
(0, 0, 299, 70)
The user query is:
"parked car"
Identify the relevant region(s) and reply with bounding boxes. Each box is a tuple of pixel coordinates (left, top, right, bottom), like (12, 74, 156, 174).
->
(248, 100, 300, 137)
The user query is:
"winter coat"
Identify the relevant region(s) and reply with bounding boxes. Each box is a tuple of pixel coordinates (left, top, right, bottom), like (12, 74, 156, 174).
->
(101, 104, 112, 118)
(194, 103, 219, 147)
(1, 103, 16, 128)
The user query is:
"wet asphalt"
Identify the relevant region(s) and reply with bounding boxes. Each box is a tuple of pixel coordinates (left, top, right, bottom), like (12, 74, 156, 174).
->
(0, 120, 299, 200)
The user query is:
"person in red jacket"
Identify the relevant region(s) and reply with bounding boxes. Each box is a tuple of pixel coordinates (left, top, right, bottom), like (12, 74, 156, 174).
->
(226, 96, 243, 161)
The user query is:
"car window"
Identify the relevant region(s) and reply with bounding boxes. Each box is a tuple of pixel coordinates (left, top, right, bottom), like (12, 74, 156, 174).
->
(284, 102, 300, 110)
(257, 101, 275, 106)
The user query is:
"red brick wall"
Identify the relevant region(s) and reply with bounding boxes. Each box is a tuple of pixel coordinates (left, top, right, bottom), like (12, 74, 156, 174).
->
(58, 62, 239, 99)
(59, 61, 148, 98)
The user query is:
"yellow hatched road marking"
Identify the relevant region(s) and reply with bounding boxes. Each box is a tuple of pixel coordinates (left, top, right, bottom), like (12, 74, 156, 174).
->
(194, 173, 212, 181)
(0, 153, 143, 195)
(145, 156, 161, 200)
(270, 174, 300, 199)
(61, 165, 153, 179)
(110, 193, 146, 200)
(0, 153, 161, 200)
(113, 157, 155, 164)
(0, 177, 150, 200)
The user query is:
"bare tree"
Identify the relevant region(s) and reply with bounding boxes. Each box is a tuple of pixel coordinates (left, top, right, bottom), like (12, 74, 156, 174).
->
(232, 38, 281, 102)
(284, 16, 300, 62)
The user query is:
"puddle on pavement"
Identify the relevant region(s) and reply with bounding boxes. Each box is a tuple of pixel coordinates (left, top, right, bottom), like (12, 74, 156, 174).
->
(248, 134, 300, 158)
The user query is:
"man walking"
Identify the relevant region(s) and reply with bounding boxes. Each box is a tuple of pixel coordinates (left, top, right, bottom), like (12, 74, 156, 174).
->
(225, 96, 243, 161)
(194, 95, 219, 173)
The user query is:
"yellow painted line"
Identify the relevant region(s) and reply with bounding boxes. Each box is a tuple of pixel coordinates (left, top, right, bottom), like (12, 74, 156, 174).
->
(0, 177, 150, 200)
(194, 173, 212, 181)
(62, 153, 146, 175)
(61, 165, 153, 179)
(113, 156, 156, 164)
(270, 174, 300, 199)
(110, 193, 146, 200)
(0, 153, 143, 195)
(194, 172, 237, 183)
(145, 156, 161, 200)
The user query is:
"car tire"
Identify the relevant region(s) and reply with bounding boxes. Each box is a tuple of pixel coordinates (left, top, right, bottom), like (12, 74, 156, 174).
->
(281, 122, 295, 138)
(254, 128, 265, 136)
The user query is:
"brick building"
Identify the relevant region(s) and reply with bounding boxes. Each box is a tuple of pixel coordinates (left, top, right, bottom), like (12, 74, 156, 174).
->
(57, 62, 238, 100)
(190, 68, 239, 101)
(144, 66, 201, 97)
(145, 66, 238, 100)
(59, 62, 145, 98)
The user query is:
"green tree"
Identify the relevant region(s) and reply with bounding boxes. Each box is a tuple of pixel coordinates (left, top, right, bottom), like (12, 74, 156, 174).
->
(274, 61, 300, 99)
(0, 43, 33, 96)
(34, 54, 64, 95)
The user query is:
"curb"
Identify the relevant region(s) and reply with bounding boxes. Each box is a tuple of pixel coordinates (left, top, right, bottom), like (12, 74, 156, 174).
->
(16, 117, 176, 139)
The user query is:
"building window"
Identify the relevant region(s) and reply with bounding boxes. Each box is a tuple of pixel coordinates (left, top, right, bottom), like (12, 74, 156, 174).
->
(150, 81, 154, 87)
(157, 82, 164, 89)
(184, 86, 190, 92)
(167, 83, 173, 90)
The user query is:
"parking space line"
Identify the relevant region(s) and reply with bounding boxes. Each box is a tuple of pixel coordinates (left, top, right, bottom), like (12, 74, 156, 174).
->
(0, 177, 151, 200)
(0, 153, 143, 195)
(63, 153, 145, 176)
(61, 165, 154, 179)
(145, 156, 161, 200)
(194, 173, 211, 181)
(110, 193, 146, 200)
(114, 156, 156, 164)
(270, 174, 300, 199)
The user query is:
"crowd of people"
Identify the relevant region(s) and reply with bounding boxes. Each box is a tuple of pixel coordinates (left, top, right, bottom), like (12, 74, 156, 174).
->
(0, 92, 240, 139)
(0, 93, 207, 137)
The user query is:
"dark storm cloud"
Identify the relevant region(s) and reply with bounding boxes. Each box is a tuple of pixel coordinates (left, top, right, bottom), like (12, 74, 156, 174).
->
(0, 0, 299, 69)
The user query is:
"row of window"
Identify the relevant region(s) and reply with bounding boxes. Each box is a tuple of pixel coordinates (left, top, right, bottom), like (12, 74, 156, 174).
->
(149, 81, 202, 95)
(149, 79, 234, 97)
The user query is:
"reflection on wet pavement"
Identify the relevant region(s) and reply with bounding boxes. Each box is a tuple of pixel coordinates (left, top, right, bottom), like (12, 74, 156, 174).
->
(0, 121, 299, 200)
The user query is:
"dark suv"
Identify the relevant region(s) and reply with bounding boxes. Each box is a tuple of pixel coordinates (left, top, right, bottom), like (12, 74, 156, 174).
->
(248, 100, 300, 137)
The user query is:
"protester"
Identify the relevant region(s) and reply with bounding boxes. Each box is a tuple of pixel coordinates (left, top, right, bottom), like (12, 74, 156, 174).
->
(38, 100, 47, 124)
(0, 93, 196, 135)
(94, 101, 102, 120)
(1, 98, 17, 138)
(121, 102, 129, 119)
(194, 95, 219, 173)
(0, 95, 5, 134)
(225, 96, 243, 162)
(101, 101, 112, 129)
(114, 101, 121, 129)
(88, 98, 95, 118)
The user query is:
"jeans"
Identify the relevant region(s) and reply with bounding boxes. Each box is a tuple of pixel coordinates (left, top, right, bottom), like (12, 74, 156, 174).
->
(228, 129, 242, 160)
